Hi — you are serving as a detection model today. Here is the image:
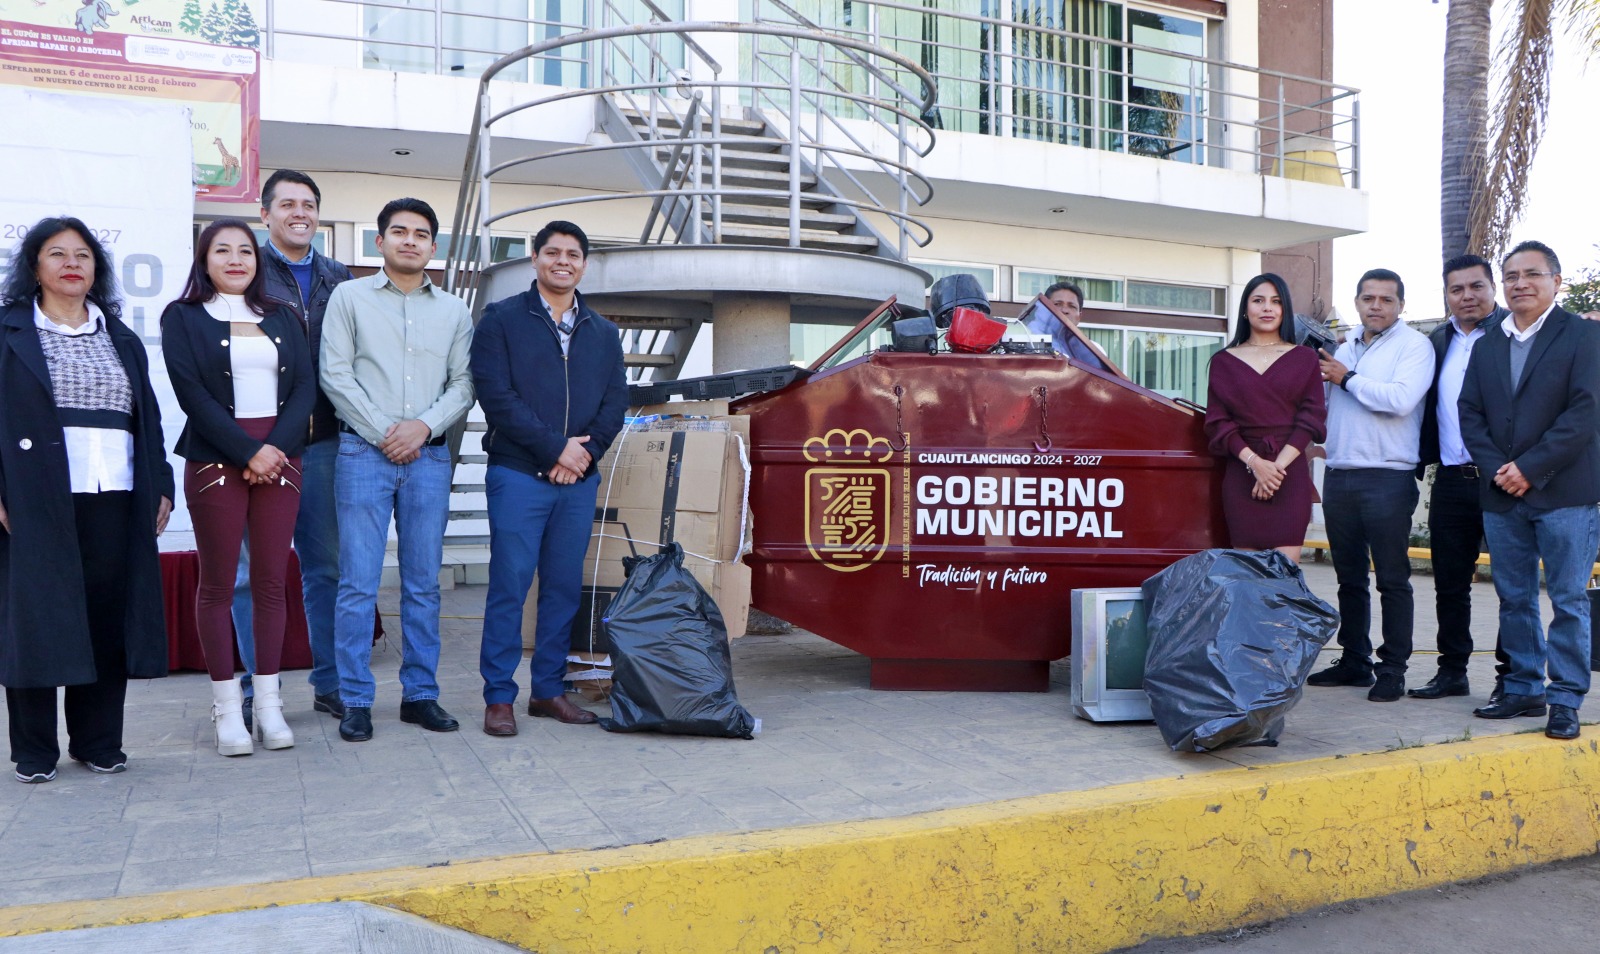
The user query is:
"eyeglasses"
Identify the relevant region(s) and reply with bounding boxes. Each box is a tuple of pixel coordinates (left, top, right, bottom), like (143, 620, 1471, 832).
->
(1502, 270, 1552, 284)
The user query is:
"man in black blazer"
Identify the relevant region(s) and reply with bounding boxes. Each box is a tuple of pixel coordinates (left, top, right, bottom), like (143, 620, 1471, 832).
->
(1459, 240, 1600, 740)
(1409, 255, 1509, 701)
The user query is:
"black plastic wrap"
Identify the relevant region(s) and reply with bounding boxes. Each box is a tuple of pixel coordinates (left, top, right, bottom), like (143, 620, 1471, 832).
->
(599, 543, 758, 739)
(1140, 549, 1337, 752)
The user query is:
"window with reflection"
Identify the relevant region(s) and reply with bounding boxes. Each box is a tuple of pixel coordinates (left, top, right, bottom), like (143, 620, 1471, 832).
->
(361, 0, 600, 84)
(1080, 326, 1223, 403)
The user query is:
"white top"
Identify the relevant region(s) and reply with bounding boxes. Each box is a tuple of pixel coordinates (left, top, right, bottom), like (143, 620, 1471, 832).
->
(229, 335, 279, 418)
(205, 295, 278, 418)
(1502, 303, 1556, 342)
(1436, 316, 1487, 466)
(1324, 320, 1435, 471)
(32, 301, 136, 493)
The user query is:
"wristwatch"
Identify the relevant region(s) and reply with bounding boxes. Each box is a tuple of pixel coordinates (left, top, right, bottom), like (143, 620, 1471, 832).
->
(1339, 370, 1356, 390)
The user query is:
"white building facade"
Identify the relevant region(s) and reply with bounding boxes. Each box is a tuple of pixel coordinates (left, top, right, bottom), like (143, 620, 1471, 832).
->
(203, 0, 1364, 405)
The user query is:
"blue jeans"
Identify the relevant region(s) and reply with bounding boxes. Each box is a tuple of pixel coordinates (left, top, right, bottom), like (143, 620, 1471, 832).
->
(1325, 467, 1420, 675)
(296, 439, 341, 696)
(332, 434, 452, 709)
(1483, 502, 1599, 708)
(231, 535, 255, 695)
(480, 465, 598, 702)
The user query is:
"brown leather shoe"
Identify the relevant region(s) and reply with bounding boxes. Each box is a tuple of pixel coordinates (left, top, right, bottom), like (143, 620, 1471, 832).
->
(527, 695, 598, 725)
(483, 703, 517, 737)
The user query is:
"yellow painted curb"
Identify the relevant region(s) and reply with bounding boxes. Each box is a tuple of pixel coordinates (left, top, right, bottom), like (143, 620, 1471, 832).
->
(5, 732, 1599, 952)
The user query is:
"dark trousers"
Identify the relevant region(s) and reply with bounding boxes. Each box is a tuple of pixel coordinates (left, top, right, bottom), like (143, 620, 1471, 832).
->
(1427, 466, 1508, 676)
(186, 417, 301, 682)
(1325, 468, 1419, 675)
(6, 492, 133, 771)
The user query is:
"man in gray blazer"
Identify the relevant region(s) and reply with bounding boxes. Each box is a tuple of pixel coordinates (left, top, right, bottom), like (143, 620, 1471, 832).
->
(1460, 240, 1600, 740)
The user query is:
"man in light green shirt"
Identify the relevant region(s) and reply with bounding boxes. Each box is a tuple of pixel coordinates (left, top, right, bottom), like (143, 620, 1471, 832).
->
(319, 197, 473, 742)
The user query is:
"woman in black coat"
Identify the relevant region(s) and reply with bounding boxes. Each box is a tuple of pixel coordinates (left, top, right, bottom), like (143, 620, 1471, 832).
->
(0, 216, 174, 783)
(162, 218, 315, 757)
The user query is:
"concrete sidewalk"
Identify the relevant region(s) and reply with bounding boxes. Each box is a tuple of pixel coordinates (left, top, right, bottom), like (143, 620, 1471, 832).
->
(0, 560, 1587, 954)
(6, 566, 1593, 954)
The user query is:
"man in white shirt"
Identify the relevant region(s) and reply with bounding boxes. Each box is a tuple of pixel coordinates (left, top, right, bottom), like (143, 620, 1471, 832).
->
(1408, 255, 1509, 702)
(1459, 241, 1600, 740)
(1309, 269, 1436, 702)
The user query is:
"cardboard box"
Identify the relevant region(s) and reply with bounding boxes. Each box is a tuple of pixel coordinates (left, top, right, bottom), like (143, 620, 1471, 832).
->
(564, 649, 613, 702)
(522, 413, 753, 652)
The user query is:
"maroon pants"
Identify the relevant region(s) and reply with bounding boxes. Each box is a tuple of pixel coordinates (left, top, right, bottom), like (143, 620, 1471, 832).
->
(185, 417, 301, 682)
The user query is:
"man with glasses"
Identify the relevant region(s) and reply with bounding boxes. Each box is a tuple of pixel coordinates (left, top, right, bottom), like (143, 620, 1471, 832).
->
(1460, 241, 1600, 740)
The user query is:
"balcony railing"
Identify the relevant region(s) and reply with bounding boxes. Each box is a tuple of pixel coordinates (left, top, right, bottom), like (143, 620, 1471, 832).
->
(263, 0, 1360, 185)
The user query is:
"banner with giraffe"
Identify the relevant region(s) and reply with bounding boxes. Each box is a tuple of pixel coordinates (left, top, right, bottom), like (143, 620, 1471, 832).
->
(0, 0, 261, 202)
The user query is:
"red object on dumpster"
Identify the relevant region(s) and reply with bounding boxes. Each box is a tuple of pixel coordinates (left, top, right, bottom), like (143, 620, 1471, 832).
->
(945, 306, 1007, 353)
(731, 299, 1226, 692)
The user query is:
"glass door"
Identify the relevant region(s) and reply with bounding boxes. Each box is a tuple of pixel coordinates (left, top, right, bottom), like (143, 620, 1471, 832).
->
(1124, 6, 1207, 162)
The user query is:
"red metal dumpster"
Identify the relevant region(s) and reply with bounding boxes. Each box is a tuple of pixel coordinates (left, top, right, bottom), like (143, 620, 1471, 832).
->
(732, 300, 1226, 692)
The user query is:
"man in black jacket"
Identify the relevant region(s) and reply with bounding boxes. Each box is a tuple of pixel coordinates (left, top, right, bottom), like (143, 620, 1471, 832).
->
(1460, 240, 1600, 740)
(1409, 255, 1508, 702)
(471, 220, 628, 736)
(249, 169, 353, 718)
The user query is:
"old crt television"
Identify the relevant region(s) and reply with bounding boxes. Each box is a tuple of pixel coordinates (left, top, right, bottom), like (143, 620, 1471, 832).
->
(1070, 587, 1153, 722)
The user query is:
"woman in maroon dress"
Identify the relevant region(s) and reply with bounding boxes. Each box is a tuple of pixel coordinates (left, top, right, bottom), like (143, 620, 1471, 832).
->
(1204, 273, 1327, 562)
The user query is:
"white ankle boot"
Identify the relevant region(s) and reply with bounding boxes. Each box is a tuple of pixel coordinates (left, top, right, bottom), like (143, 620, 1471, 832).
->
(211, 678, 254, 757)
(251, 673, 294, 750)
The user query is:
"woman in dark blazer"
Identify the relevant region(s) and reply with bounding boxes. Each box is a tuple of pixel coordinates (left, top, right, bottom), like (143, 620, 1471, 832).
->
(162, 218, 315, 757)
(0, 216, 174, 783)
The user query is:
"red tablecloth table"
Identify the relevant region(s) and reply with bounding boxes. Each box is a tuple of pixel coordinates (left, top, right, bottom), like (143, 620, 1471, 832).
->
(160, 550, 312, 672)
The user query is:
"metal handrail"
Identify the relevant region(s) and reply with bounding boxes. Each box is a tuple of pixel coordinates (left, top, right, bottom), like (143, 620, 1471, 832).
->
(441, 19, 937, 314)
(266, 0, 1359, 183)
(638, 92, 705, 244)
(630, 0, 721, 75)
(749, 0, 1360, 182)
(746, 36, 934, 256)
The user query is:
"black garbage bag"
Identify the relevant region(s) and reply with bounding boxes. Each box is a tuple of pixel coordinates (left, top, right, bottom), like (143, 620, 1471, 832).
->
(599, 543, 758, 739)
(1140, 549, 1337, 752)
(927, 273, 991, 327)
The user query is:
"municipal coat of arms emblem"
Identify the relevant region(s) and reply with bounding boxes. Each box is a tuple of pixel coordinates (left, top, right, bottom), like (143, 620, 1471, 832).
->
(803, 428, 893, 572)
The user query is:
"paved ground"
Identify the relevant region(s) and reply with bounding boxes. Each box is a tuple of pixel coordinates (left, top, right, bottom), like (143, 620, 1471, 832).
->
(0, 902, 527, 953)
(0, 561, 1554, 908)
(1117, 853, 1600, 953)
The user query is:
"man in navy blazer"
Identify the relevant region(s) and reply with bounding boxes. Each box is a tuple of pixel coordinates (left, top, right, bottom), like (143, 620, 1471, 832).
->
(470, 220, 628, 736)
(1459, 240, 1600, 739)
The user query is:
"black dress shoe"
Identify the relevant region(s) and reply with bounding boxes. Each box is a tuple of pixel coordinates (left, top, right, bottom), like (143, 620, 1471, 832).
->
(1547, 704, 1581, 740)
(1307, 657, 1375, 688)
(339, 706, 373, 742)
(1407, 672, 1470, 699)
(1473, 693, 1548, 720)
(1368, 671, 1405, 702)
(400, 699, 460, 732)
(314, 691, 346, 719)
(241, 697, 254, 733)
(1489, 675, 1507, 705)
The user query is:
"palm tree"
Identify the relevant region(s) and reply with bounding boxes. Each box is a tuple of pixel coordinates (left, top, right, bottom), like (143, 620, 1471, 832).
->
(1441, 0, 1600, 264)
(1439, 0, 1490, 264)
